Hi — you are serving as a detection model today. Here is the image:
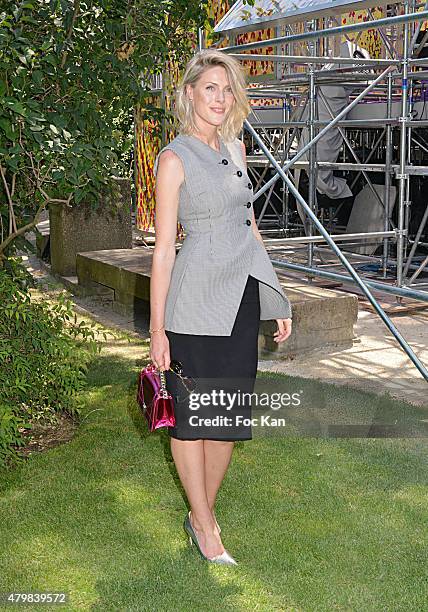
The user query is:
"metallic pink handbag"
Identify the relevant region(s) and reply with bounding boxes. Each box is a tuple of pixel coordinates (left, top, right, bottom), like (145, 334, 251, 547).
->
(137, 363, 176, 432)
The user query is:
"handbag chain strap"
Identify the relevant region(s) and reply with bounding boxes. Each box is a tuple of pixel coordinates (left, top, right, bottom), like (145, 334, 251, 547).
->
(159, 369, 170, 398)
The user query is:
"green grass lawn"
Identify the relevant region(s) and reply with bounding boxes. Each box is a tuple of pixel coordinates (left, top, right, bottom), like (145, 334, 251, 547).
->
(1, 330, 427, 612)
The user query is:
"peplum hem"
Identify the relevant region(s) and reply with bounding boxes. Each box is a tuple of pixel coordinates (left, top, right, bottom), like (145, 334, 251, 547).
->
(164, 238, 292, 336)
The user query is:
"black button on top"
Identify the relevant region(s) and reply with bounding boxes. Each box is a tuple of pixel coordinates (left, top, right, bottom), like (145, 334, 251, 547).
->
(246, 219, 251, 226)
(222, 159, 228, 165)
(246, 202, 251, 208)
(247, 182, 252, 189)
(237, 170, 243, 177)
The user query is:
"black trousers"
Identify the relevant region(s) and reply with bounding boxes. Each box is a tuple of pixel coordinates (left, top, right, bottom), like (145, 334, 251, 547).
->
(164, 275, 260, 440)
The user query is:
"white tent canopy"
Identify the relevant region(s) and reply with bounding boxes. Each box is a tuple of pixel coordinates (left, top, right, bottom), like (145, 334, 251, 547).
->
(214, 0, 401, 36)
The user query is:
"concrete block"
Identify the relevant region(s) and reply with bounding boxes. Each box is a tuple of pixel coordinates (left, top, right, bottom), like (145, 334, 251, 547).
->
(76, 248, 359, 358)
(49, 177, 132, 276)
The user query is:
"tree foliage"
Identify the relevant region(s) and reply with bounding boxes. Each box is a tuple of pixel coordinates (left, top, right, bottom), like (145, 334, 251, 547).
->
(0, 0, 207, 262)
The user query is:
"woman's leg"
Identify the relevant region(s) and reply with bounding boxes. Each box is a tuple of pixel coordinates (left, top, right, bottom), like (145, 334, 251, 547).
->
(203, 440, 234, 514)
(170, 438, 224, 558)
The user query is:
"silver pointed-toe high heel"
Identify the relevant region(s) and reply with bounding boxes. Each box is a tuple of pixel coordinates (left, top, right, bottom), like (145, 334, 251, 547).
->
(183, 512, 237, 566)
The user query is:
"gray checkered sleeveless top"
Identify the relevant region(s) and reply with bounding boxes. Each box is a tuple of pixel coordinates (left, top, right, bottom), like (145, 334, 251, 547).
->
(153, 132, 292, 335)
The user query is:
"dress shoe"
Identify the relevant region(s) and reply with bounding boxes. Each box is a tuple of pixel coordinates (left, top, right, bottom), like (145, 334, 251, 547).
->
(183, 512, 237, 566)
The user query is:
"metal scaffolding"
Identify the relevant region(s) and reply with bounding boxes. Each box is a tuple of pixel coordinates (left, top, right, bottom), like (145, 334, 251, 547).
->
(205, 0, 428, 381)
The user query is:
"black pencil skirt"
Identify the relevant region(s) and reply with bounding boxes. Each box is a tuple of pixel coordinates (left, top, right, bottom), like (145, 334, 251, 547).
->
(164, 274, 260, 441)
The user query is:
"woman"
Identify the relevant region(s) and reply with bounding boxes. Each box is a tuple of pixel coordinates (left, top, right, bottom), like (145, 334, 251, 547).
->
(150, 49, 292, 565)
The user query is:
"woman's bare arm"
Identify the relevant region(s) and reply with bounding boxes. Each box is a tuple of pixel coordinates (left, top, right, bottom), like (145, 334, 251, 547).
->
(150, 149, 184, 335)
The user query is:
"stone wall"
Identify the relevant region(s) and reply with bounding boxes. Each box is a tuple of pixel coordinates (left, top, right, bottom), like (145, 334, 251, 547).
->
(49, 177, 132, 276)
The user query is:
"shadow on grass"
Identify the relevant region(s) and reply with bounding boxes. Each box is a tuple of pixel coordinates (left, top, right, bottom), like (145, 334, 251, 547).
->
(83, 353, 191, 516)
(255, 371, 428, 439)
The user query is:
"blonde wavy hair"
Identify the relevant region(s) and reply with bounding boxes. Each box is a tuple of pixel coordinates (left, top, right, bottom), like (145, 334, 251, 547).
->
(174, 49, 251, 143)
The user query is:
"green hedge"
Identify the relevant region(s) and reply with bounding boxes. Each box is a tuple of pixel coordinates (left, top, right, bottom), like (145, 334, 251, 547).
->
(0, 259, 100, 468)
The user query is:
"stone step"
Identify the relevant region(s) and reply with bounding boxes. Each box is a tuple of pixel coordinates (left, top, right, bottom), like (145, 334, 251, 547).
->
(76, 247, 358, 360)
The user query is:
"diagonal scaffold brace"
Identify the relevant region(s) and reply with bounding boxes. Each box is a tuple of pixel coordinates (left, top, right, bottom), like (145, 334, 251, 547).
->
(244, 119, 428, 383)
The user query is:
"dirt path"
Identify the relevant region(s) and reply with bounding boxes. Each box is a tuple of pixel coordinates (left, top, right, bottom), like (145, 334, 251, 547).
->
(258, 308, 428, 408)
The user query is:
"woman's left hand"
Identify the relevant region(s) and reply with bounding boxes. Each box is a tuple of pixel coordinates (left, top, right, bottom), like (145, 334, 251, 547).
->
(273, 318, 292, 343)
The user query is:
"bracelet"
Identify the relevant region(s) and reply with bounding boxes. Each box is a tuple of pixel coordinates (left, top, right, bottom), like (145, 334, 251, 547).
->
(149, 325, 165, 334)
